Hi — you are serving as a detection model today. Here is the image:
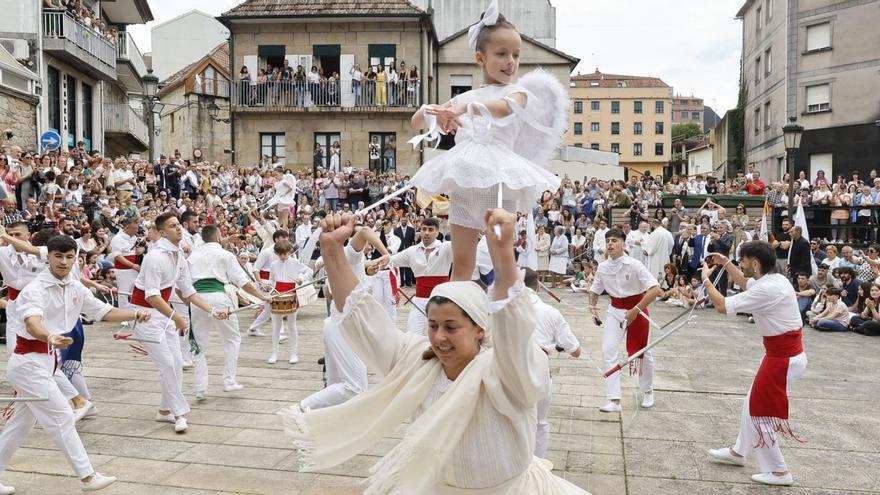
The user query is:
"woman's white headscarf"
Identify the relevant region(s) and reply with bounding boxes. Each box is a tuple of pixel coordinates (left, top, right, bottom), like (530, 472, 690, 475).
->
(429, 281, 488, 330)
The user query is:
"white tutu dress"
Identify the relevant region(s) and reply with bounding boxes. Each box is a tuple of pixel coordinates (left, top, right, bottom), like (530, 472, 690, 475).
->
(409, 70, 569, 230)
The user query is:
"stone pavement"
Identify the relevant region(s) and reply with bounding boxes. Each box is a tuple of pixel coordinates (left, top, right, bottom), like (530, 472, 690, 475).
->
(1, 288, 878, 494)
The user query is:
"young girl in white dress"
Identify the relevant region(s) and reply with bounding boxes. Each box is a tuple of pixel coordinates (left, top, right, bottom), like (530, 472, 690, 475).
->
(408, 0, 568, 281)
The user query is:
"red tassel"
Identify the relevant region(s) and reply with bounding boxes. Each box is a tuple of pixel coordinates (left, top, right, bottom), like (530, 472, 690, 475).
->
(751, 416, 804, 449)
(2, 390, 17, 421)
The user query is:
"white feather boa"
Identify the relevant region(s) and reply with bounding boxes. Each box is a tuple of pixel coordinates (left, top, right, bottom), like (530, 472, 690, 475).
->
(513, 69, 570, 165)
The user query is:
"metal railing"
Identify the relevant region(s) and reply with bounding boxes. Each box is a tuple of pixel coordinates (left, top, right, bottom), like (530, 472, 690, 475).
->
(116, 31, 147, 79)
(104, 104, 148, 145)
(230, 79, 421, 109)
(42, 10, 116, 69)
(193, 76, 230, 98)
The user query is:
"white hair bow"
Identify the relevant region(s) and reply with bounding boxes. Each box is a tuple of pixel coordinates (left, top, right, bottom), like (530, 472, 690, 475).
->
(467, 0, 500, 49)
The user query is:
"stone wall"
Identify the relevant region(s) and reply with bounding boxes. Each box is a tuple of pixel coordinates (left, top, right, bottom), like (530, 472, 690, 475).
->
(0, 86, 38, 151)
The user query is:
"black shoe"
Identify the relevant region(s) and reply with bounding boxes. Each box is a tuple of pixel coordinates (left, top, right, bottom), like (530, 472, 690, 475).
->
(317, 357, 325, 365)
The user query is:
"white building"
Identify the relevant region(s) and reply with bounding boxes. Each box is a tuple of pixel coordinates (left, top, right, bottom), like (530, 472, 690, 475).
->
(150, 10, 230, 81)
(686, 141, 714, 176)
(411, 0, 556, 47)
(0, 0, 153, 156)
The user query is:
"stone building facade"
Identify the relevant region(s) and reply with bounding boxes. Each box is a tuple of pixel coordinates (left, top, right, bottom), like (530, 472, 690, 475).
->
(0, 87, 38, 151)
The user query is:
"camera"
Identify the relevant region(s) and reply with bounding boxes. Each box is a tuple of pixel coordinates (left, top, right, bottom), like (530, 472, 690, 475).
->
(4, 130, 12, 140)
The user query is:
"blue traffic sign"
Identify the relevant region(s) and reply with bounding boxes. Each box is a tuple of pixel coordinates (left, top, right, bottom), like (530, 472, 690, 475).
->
(40, 130, 62, 152)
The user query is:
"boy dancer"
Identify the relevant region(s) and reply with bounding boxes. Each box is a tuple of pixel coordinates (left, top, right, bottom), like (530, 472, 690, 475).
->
(589, 227, 661, 412)
(702, 242, 807, 486)
(108, 218, 142, 309)
(0, 235, 150, 493)
(267, 240, 312, 364)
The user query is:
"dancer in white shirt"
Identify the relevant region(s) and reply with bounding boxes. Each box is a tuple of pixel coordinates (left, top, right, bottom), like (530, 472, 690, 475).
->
(130, 212, 229, 433)
(523, 269, 582, 458)
(702, 242, 807, 486)
(108, 218, 142, 309)
(267, 239, 312, 364)
(269, 167, 297, 229)
(188, 225, 270, 398)
(390, 217, 453, 335)
(589, 227, 661, 412)
(0, 235, 150, 494)
(247, 229, 290, 336)
(176, 210, 203, 369)
(369, 219, 401, 321)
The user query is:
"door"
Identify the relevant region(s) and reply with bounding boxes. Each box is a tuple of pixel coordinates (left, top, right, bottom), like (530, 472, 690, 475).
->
(340, 54, 355, 107)
(315, 133, 341, 170)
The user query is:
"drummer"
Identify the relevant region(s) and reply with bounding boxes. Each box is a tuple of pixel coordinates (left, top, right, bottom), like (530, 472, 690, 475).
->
(267, 240, 312, 365)
(187, 225, 272, 399)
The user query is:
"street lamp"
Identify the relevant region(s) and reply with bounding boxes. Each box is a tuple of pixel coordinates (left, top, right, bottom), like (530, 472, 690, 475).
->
(143, 69, 160, 161)
(782, 116, 804, 215)
(206, 100, 230, 124)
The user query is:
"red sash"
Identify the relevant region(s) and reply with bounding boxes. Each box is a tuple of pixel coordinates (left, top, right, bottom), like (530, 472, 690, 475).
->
(130, 286, 173, 308)
(389, 268, 400, 305)
(611, 292, 649, 375)
(114, 254, 139, 270)
(415, 276, 449, 298)
(14, 336, 49, 354)
(749, 329, 804, 447)
(7, 287, 20, 301)
(259, 270, 270, 280)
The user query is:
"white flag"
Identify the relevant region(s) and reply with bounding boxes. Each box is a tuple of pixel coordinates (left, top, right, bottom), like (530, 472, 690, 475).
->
(792, 202, 818, 276)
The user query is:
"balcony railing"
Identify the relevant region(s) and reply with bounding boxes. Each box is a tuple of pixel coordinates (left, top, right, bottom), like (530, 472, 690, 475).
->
(42, 10, 116, 71)
(116, 31, 147, 79)
(104, 104, 148, 146)
(193, 76, 230, 98)
(230, 79, 421, 111)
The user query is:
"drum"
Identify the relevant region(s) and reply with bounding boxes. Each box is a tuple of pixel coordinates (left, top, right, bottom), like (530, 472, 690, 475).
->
(270, 294, 297, 315)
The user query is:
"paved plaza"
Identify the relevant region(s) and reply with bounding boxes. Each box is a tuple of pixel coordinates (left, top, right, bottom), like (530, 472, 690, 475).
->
(1, 289, 878, 495)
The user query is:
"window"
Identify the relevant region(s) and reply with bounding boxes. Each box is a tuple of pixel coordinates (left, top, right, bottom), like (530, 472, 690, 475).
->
(806, 83, 830, 112)
(574, 143, 583, 148)
(766, 0, 772, 22)
(655, 122, 664, 134)
(692, 111, 701, 121)
(655, 101, 664, 113)
(314, 44, 342, 77)
(590, 100, 600, 111)
(764, 48, 772, 74)
(610, 143, 620, 153)
(655, 143, 664, 156)
(590, 122, 600, 132)
(681, 111, 688, 119)
(756, 7, 762, 32)
(573, 101, 583, 114)
(47, 66, 61, 133)
(764, 101, 771, 128)
(806, 22, 831, 51)
(260, 133, 286, 163)
(754, 108, 761, 134)
(82, 82, 92, 151)
(66, 74, 77, 148)
(369, 132, 397, 172)
(633, 143, 643, 156)
(450, 74, 473, 98)
(591, 143, 600, 150)
(315, 132, 341, 169)
(574, 122, 583, 135)
(257, 45, 286, 72)
(634, 101, 643, 114)
(755, 57, 761, 83)
(611, 101, 620, 114)
(633, 122, 643, 135)
(368, 44, 396, 72)
(611, 122, 620, 135)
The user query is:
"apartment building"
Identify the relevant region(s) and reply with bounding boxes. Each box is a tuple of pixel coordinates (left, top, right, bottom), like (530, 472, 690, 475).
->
(737, 0, 880, 180)
(568, 69, 673, 178)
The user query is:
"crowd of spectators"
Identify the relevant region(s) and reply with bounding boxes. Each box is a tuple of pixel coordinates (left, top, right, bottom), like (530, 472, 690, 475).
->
(44, 0, 118, 45)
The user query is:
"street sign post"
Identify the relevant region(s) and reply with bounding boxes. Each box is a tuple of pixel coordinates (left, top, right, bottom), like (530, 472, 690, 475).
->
(40, 130, 62, 152)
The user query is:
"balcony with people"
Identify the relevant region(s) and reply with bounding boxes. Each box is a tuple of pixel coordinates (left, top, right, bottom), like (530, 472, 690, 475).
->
(41, 2, 117, 81)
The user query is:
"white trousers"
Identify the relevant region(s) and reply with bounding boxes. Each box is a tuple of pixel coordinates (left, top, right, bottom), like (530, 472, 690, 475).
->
(172, 302, 193, 364)
(733, 352, 807, 473)
(0, 353, 93, 478)
(249, 301, 272, 331)
(602, 306, 654, 400)
(115, 268, 137, 308)
(535, 378, 552, 458)
(191, 292, 241, 392)
(370, 271, 397, 323)
(406, 296, 429, 336)
(271, 312, 298, 357)
(134, 309, 190, 417)
(300, 317, 367, 411)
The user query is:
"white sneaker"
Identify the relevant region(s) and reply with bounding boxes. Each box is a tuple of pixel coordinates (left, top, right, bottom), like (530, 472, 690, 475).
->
(80, 473, 116, 491)
(279, 335, 288, 343)
(267, 353, 277, 364)
(599, 402, 622, 413)
(73, 401, 94, 422)
(174, 417, 188, 433)
(247, 329, 266, 337)
(707, 448, 746, 466)
(640, 393, 654, 408)
(751, 472, 793, 486)
(155, 412, 175, 423)
(182, 360, 193, 369)
(195, 391, 206, 402)
(288, 354, 299, 364)
(0, 481, 15, 495)
(223, 383, 244, 392)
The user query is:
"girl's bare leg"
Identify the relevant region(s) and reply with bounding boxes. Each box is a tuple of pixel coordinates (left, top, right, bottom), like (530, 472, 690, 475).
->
(450, 224, 480, 282)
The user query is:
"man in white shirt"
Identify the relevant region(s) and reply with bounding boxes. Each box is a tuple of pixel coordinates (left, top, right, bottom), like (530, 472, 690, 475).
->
(626, 221, 649, 265)
(370, 219, 402, 321)
(592, 218, 609, 262)
(179, 210, 203, 255)
(111, 159, 135, 201)
(188, 225, 269, 399)
(269, 167, 297, 229)
(702, 242, 807, 487)
(0, 235, 150, 493)
(523, 269, 581, 458)
(109, 219, 142, 309)
(294, 214, 314, 251)
(390, 218, 453, 335)
(589, 228, 662, 413)
(130, 212, 228, 433)
(643, 219, 675, 280)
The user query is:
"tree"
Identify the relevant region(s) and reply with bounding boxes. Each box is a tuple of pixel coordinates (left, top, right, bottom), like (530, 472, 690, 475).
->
(671, 123, 704, 142)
